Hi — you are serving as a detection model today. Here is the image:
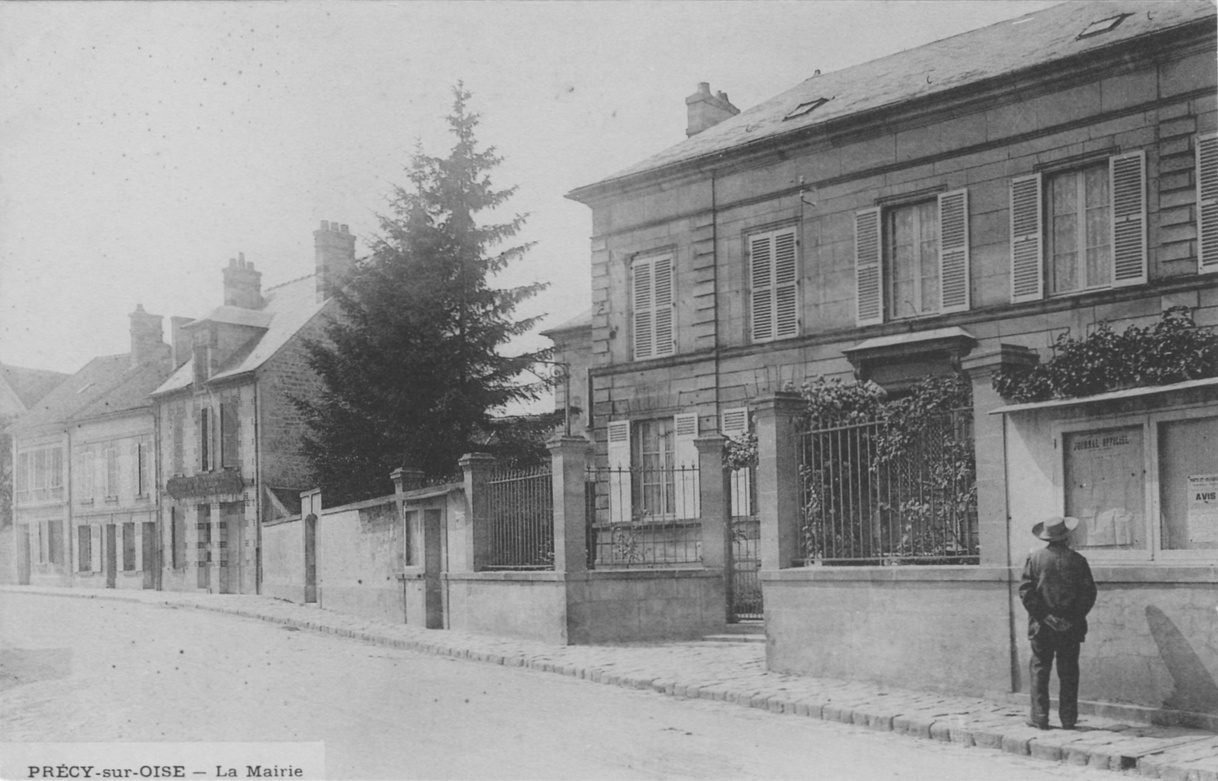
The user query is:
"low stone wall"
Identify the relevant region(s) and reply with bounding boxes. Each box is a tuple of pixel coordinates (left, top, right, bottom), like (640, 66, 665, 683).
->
(444, 568, 727, 645)
(1040, 566, 1218, 726)
(569, 569, 726, 644)
(261, 518, 305, 603)
(315, 498, 405, 625)
(763, 566, 1015, 700)
(445, 572, 570, 643)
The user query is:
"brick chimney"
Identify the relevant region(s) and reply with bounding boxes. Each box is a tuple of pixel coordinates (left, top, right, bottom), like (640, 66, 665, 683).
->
(686, 82, 740, 137)
(222, 253, 263, 310)
(315, 220, 355, 302)
(169, 316, 193, 370)
(128, 305, 168, 367)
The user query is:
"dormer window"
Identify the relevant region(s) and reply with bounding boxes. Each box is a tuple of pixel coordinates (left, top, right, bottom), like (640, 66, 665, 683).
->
(784, 97, 830, 121)
(1077, 13, 1130, 40)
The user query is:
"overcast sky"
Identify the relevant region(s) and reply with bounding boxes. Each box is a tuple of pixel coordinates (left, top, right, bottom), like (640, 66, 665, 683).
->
(1, 0, 1058, 388)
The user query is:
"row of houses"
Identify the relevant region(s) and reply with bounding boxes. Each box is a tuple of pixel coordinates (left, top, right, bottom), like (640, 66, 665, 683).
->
(8, 221, 355, 593)
(6, 0, 1216, 728)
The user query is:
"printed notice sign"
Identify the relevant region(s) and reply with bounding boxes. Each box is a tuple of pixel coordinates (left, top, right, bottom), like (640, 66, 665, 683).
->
(1186, 474, 1218, 546)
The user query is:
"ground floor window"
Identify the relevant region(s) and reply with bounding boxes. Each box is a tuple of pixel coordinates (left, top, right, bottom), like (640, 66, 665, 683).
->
(1059, 410, 1217, 558)
(45, 520, 62, 565)
(78, 526, 92, 572)
(171, 508, 186, 569)
(122, 522, 136, 571)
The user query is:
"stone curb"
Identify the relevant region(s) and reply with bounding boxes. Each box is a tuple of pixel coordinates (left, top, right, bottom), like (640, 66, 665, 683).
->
(6, 586, 1215, 780)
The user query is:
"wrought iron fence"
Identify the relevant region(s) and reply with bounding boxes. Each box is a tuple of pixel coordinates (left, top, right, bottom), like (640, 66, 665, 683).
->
(484, 466, 554, 570)
(799, 409, 977, 565)
(586, 465, 702, 567)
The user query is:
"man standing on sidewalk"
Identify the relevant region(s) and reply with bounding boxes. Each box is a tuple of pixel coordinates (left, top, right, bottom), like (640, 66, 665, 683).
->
(1019, 516, 1098, 730)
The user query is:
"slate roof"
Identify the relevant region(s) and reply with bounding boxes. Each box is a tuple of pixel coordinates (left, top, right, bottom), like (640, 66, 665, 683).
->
(0, 364, 69, 409)
(153, 273, 329, 396)
(8, 353, 171, 433)
(540, 308, 593, 337)
(571, 0, 1217, 197)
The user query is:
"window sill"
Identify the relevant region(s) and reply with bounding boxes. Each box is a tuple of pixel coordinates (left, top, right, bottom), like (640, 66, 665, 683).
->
(104, 496, 119, 505)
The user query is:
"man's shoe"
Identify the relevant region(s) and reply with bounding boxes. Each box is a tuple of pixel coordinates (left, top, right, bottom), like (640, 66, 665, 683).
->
(1060, 723, 1076, 730)
(1026, 721, 1049, 730)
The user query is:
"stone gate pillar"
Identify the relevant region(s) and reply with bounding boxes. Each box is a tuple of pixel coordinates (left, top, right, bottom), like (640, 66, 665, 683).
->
(458, 452, 496, 573)
(961, 345, 1039, 568)
(548, 434, 592, 574)
(753, 392, 804, 571)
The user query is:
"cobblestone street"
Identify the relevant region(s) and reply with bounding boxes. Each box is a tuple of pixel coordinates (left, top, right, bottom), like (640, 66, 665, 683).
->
(0, 590, 1152, 780)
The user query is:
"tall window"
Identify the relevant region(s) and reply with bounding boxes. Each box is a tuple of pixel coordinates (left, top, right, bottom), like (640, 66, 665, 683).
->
(78, 447, 95, 503)
(856, 189, 969, 326)
(15, 446, 65, 503)
(46, 520, 62, 564)
(200, 407, 213, 472)
(749, 227, 799, 342)
(103, 446, 119, 499)
(630, 253, 675, 361)
(137, 441, 148, 496)
(632, 418, 675, 518)
(605, 415, 700, 523)
(171, 508, 186, 569)
(1010, 151, 1146, 303)
(887, 201, 940, 319)
(171, 403, 185, 476)
(122, 522, 136, 571)
(78, 526, 93, 572)
(1048, 163, 1111, 294)
(220, 399, 239, 470)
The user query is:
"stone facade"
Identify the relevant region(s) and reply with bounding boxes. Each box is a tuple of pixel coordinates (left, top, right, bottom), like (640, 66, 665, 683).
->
(566, 0, 1218, 723)
(153, 222, 349, 595)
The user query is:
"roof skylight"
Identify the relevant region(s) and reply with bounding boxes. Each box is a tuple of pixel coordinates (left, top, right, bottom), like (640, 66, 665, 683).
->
(784, 97, 830, 121)
(1077, 13, 1131, 40)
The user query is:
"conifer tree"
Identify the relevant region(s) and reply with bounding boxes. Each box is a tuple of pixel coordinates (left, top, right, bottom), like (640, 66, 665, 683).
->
(296, 85, 549, 503)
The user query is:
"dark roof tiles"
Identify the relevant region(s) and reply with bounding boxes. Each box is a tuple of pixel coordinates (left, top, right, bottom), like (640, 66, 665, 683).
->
(574, 0, 1216, 195)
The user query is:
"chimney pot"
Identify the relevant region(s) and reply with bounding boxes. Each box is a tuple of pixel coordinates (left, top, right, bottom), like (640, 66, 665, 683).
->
(315, 218, 356, 302)
(222, 253, 263, 309)
(129, 305, 167, 367)
(686, 81, 740, 137)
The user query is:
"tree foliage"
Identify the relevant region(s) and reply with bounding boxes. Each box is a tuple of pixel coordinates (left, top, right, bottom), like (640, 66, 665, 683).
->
(992, 307, 1218, 403)
(296, 85, 550, 503)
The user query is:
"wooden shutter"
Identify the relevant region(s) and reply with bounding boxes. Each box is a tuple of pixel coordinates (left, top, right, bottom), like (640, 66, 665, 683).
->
(606, 420, 632, 524)
(1010, 173, 1043, 303)
(855, 208, 883, 326)
(674, 413, 700, 520)
(750, 228, 799, 342)
(721, 408, 752, 517)
(632, 260, 653, 360)
(653, 256, 675, 357)
(1110, 150, 1147, 287)
(774, 229, 798, 338)
(632, 255, 675, 360)
(220, 399, 239, 470)
(938, 189, 970, 313)
(1198, 134, 1218, 273)
(750, 233, 774, 342)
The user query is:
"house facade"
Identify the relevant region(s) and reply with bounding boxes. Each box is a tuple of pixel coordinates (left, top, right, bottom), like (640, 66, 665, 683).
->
(8, 307, 173, 587)
(151, 222, 352, 594)
(567, 0, 1217, 723)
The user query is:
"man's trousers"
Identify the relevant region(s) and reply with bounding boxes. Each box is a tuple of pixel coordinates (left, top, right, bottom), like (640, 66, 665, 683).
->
(1029, 631, 1081, 728)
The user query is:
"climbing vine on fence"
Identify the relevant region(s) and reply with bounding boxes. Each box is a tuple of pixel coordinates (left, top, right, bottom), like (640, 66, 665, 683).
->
(992, 307, 1218, 403)
(798, 374, 977, 564)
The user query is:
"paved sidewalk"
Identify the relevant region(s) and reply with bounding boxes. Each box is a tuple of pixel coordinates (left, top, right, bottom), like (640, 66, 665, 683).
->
(5, 585, 1216, 779)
